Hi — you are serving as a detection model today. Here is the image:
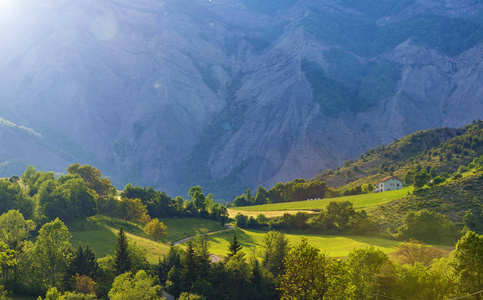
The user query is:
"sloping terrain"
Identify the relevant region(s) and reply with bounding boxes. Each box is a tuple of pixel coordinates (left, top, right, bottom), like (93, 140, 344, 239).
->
(0, 0, 482, 200)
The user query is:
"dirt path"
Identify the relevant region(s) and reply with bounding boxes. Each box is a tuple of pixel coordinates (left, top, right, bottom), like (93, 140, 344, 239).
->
(173, 225, 235, 246)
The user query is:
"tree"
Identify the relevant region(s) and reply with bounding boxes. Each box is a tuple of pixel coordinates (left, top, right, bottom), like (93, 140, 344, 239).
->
(0, 241, 16, 279)
(119, 198, 150, 226)
(347, 246, 388, 299)
(143, 219, 167, 241)
(262, 231, 289, 278)
(235, 213, 248, 228)
(41, 287, 97, 300)
(254, 185, 269, 205)
(227, 234, 243, 259)
(393, 239, 444, 266)
(66, 164, 112, 200)
(66, 244, 100, 283)
(397, 209, 460, 244)
(278, 238, 354, 299)
(97, 195, 119, 222)
(108, 270, 162, 300)
(0, 210, 36, 252)
(181, 240, 198, 294)
(451, 231, 483, 299)
(325, 201, 356, 229)
(0, 179, 35, 220)
(178, 292, 205, 300)
(32, 218, 73, 288)
(413, 170, 430, 188)
(71, 274, 98, 296)
(188, 186, 206, 214)
(114, 227, 132, 275)
(404, 170, 414, 186)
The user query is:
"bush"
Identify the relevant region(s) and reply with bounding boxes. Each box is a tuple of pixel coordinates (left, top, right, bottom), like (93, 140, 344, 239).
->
(458, 165, 470, 173)
(397, 210, 460, 244)
(235, 213, 248, 228)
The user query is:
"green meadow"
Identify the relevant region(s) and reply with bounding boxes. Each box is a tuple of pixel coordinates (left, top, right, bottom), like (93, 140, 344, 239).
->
(178, 227, 403, 259)
(66, 216, 224, 264)
(228, 186, 413, 216)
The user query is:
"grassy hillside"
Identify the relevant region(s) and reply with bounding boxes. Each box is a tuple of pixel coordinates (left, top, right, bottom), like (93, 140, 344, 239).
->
(178, 227, 453, 259)
(369, 170, 483, 232)
(229, 186, 413, 217)
(314, 121, 483, 191)
(66, 216, 224, 263)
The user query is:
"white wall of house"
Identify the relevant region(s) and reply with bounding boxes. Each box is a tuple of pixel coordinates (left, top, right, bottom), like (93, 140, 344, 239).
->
(374, 177, 403, 193)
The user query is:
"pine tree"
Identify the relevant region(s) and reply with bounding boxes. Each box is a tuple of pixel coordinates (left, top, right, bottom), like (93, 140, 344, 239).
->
(65, 243, 99, 288)
(114, 227, 132, 275)
(228, 234, 243, 258)
(181, 239, 198, 294)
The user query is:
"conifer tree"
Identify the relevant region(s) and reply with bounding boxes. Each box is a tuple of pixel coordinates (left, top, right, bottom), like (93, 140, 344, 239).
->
(181, 239, 197, 294)
(114, 227, 132, 275)
(228, 234, 243, 258)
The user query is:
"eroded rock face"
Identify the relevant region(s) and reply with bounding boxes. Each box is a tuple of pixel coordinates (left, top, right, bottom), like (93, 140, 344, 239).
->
(0, 0, 481, 199)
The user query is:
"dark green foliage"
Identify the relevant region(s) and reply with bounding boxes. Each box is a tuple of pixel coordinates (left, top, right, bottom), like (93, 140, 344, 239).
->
(114, 227, 132, 275)
(0, 179, 35, 220)
(397, 209, 460, 244)
(451, 231, 483, 296)
(228, 235, 243, 259)
(463, 210, 480, 232)
(66, 244, 99, 288)
(414, 170, 430, 188)
(326, 201, 356, 229)
(262, 231, 290, 279)
(347, 246, 389, 299)
(38, 177, 97, 221)
(66, 164, 112, 200)
(254, 185, 269, 205)
(233, 179, 327, 207)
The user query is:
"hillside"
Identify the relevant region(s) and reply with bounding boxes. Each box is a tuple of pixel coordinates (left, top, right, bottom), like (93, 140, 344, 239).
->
(313, 120, 483, 190)
(369, 171, 483, 231)
(0, 0, 482, 200)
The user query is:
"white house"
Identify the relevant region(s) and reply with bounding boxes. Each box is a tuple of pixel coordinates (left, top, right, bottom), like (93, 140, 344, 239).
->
(373, 176, 403, 193)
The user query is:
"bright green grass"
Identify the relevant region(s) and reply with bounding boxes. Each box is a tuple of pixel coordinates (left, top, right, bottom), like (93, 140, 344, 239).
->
(67, 216, 224, 264)
(230, 186, 413, 213)
(179, 228, 402, 259)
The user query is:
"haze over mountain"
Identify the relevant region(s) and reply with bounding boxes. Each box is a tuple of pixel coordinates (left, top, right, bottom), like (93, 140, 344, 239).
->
(0, 0, 482, 200)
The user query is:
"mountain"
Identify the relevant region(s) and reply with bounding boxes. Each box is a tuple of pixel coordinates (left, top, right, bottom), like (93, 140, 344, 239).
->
(0, 0, 482, 200)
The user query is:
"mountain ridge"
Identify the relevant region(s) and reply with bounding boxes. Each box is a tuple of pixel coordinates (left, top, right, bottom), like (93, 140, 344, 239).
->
(0, 0, 482, 199)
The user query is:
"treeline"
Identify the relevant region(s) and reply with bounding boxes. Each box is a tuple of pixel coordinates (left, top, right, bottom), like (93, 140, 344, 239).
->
(232, 179, 328, 207)
(235, 201, 378, 235)
(100, 185, 228, 226)
(0, 164, 111, 223)
(0, 165, 229, 227)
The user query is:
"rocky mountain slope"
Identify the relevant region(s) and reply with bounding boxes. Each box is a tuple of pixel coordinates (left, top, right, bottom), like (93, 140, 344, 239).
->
(0, 0, 482, 200)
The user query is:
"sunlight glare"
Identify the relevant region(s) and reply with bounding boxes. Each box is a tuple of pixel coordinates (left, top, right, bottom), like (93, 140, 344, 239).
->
(0, 0, 18, 20)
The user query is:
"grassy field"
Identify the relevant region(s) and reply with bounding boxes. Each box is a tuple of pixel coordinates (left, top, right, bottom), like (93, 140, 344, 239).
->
(67, 216, 224, 264)
(228, 187, 413, 217)
(178, 227, 404, 259)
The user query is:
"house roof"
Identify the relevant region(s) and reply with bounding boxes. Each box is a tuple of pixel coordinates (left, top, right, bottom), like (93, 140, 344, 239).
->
(375, 176, 402, 185)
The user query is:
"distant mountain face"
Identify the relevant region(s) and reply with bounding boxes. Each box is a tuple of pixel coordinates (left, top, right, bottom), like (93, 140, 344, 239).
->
(0, 0, 482, 200)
